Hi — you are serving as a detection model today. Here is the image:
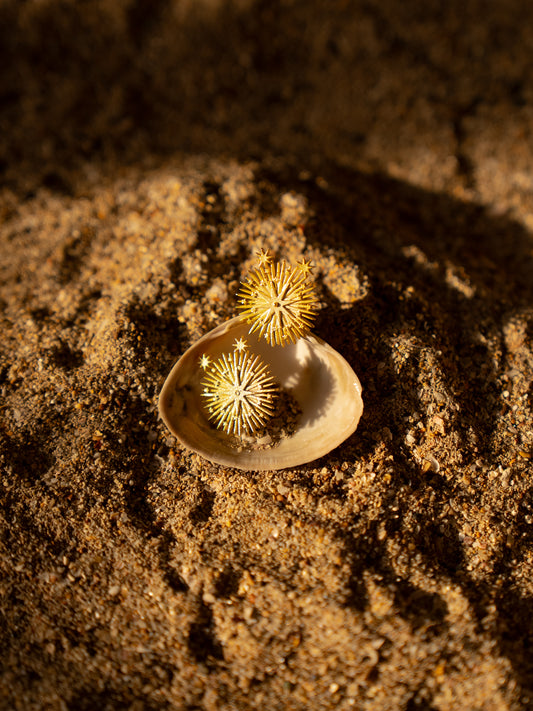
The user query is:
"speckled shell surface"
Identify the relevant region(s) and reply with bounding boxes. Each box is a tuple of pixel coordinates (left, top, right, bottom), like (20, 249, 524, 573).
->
(158, 316, 363, 471)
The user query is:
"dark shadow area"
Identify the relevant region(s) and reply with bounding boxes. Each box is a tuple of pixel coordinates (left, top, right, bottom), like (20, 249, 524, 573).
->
(392, 581, 449, 633)
(189, 485, 216, 525)
(67, 683, 172, 711)
(277, 335, 336, 429)
(1, 0, 532, 192)
(168, 181, 247, 303)
(214, 564, 242, 599)
(157, 529, 190, 594)
(120, 294, 188, 364)
(494, 588, 533, 696)
(405, 686, 439, 711)
(56, 228, 96, 285)
(43, 341, 85, 371)
(3, 425, 56, 485)
(187, 600, 224, 666)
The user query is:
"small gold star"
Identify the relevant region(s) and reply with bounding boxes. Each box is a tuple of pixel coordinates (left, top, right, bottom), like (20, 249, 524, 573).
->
(233, 337, 249, 352)
(256, 248, 273, 267)
(296, 257, 314, 275)
(199, 354, 211, 370)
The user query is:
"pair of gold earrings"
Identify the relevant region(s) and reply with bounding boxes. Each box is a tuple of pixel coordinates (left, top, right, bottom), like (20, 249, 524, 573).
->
(199, 250, 318, 437)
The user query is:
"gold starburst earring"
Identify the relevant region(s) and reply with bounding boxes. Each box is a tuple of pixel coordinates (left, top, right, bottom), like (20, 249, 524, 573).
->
(237, 250, 318, 347)
(200, 338, 278, 436)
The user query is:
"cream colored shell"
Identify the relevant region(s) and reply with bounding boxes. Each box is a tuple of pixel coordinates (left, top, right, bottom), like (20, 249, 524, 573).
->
(158, 316, 363, 470)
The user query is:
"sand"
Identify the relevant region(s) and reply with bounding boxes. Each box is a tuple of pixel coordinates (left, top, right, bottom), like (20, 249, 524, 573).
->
(1, 1, 532, 709)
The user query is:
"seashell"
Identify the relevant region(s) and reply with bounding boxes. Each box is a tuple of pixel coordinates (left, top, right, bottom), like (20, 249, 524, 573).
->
(159, 316, 363, 471)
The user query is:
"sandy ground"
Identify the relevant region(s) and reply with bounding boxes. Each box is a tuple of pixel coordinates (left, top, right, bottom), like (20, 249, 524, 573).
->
(1, 1, 533, 709)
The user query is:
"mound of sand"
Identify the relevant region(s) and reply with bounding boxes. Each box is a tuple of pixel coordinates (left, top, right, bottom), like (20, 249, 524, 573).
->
(1, 2, 532, 709)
